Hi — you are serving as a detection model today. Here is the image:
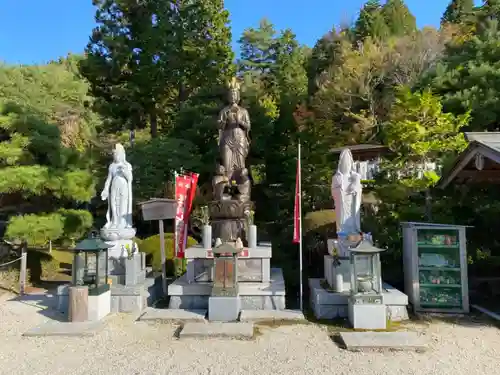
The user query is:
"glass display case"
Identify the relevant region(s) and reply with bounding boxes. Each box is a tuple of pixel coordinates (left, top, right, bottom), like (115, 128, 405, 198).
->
(402, 222, 469, 313)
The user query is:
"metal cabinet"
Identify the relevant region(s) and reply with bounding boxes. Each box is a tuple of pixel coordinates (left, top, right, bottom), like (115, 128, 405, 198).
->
(402, 222, 469, 313)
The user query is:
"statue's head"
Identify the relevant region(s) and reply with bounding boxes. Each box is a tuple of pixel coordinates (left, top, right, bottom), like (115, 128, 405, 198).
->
(216, 164, 225, 176)
(227, 77, 241, 104)
(113, 143, 126, 163)
(338, 148, 354, 175)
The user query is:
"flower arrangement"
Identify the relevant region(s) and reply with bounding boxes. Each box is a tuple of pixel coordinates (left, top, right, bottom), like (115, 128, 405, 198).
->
(244, 209, 255, 226)
(200, 205, 210, 226)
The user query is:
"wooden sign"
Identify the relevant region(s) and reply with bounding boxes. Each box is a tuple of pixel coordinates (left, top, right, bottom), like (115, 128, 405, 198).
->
(138, 198, 177, 221)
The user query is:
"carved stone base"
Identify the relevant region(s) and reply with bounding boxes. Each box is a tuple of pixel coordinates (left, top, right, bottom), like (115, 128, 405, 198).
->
(208, 200, 254, 243)
(100, 227, 136, 241)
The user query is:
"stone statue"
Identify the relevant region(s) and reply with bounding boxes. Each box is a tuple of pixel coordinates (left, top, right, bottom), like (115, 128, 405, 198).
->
(217, 77, 251, 180)
(101, 143, 134, 234)
(213, 164, 230, 201)
(235, 168, 251, 202)
(331, 148, 362, 235)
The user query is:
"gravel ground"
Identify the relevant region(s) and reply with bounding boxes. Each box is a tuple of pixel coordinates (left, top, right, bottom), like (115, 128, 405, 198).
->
(1, 295, 500, 375)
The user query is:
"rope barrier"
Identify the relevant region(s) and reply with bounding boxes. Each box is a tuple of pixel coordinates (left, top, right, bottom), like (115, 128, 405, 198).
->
(0, 256, 23, 268)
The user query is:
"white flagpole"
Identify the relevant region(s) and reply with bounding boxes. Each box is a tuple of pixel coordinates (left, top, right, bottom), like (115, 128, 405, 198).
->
(298, 142, 303, 312)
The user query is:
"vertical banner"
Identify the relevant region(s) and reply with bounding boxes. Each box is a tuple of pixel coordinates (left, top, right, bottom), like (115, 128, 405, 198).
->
(174, 172, 199, 258)
(182, 172, 199, 253)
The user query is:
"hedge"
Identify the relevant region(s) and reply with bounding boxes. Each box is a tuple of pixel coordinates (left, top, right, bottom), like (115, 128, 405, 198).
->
(139, 233, 197, 275)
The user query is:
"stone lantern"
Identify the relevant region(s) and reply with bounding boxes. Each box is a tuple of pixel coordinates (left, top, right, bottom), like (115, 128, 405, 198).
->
(208, 242, 241, 322)
(73, 232, 113, 296)
(347, 239, 387, 330)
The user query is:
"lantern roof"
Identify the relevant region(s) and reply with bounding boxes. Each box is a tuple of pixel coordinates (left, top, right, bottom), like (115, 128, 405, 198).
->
(74, 232, 113, 252)
(349, 239, 385, 254)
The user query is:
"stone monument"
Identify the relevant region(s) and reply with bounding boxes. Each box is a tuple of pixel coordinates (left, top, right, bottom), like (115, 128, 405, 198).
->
(100, 143, 138, 274)
(209, 77, 253, 245)
(308, 147, 409, 323)
(167, 78, 286, 314)
(331, 148, 362, 240)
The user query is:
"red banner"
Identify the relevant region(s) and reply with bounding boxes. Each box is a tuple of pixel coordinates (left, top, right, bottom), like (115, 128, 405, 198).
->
(293, 156, 301, 244)
(174, 172, 198, 258)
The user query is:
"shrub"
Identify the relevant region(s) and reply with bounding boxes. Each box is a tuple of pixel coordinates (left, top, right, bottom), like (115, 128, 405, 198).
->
(0, 267, 31, 292)
(41, 258, 61, 280)
(139, 233, 197, 275)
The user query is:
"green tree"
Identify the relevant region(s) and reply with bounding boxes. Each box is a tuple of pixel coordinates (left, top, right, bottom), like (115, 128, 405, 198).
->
(80, 0, 158, 136)
(353, 0, 390, 42)
(0, 62, 96, 245)
(423, 3, 500, 131)
(441, 0, 474, 25)
(381, 0, 417, 37)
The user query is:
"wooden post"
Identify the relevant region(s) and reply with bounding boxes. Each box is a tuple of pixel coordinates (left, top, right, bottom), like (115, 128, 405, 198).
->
(159, 219, 167, 296)
(68, 286, 88, 322)
(19, 242, 27, 295)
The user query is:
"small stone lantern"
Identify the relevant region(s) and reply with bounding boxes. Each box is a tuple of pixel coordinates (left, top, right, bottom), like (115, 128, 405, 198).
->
(211, 243, 240, 297)
(348, 239, 387, 329)
(73, 232, 113, 296)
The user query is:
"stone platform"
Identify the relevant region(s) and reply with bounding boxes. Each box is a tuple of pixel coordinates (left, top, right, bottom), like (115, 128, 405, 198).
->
(185, 244, 271, 283)
(55, 275, 162, 314)
(179, 322, 254, 339)
(309, 278, 409, 321)
(339, 332, 428, 352)
(168, 268, 286, 310)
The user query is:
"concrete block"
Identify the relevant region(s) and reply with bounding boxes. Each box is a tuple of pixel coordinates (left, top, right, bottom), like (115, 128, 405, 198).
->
(139, 307, 207, 322)
(23, 321, 104, 337)
(311, 300, 348, 319)
(388, 305, 409, 322)
(339, 332, 428, 352)
(382, 283, 409, 305)
(180, 322, 254, 339)
(88, 290, 111, 321)
(262, 258, 270, 283)
(324, 255, 334, 287)
(240, 309, 305, 322)
(309, 278, 349, 305)
(348, 301, 387, 330)
(208, 296, 240, 322)
(125, 253, 144, 286)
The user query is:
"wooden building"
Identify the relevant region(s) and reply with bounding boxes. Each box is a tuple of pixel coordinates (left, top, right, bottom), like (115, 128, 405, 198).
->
(438, 132, 500, 188)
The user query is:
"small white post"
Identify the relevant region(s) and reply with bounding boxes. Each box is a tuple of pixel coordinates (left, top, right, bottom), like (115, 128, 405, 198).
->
(19, 242, 27, 295)
(159, 219, 167, 296)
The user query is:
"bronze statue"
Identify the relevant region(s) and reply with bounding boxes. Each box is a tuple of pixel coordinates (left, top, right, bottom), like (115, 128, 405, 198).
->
(213, 164, 230, 201)
(217, 77, 251, 180)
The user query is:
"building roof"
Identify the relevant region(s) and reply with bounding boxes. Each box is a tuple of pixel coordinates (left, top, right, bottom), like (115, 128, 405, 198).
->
(438, 132, 500, 188)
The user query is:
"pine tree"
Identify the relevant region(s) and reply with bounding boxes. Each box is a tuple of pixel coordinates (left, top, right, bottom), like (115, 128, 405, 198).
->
(0, 62, 95, 245)
(382, 0, 417, 37)
(353, 0, 390, 42)
(441, 0, 474, 25)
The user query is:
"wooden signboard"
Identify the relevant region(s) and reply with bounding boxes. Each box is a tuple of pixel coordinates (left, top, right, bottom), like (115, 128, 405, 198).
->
(138, 198, 177, 221)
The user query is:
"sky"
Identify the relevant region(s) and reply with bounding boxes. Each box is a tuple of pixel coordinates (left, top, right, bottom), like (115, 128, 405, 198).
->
(0, 0, 484, 65)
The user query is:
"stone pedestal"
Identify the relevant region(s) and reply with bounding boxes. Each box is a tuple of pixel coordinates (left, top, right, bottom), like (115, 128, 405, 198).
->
(125, 252, 146, 286)
(105, 239, 140, 277)
(308, 278, 409, 322)
(324, 255, 351, 293)
(88, 290, 111, 321)
(208, 296, 241, 321)
(185, 244, 271, 283)
(348, 297, 387, 330)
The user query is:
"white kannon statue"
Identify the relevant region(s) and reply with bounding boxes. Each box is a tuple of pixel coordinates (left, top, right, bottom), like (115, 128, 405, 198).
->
(331, 148, 362, 235)
(101, 143, 133, 231)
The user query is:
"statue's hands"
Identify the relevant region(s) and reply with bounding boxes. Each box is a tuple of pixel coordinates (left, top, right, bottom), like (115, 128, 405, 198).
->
(101, 190, 108, 201)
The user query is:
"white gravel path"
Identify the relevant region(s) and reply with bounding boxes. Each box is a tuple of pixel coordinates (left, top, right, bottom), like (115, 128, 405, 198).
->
(1, 294, 500, 375)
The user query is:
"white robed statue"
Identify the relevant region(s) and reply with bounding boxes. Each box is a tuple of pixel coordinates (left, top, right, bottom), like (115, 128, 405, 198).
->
(331, 148, 362, 235)
(100, 143, 134, 235)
